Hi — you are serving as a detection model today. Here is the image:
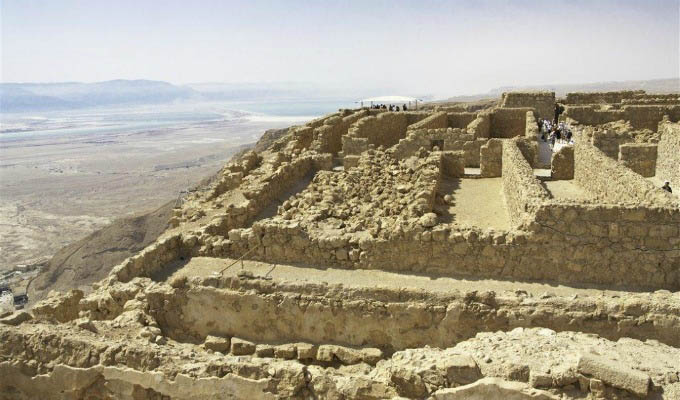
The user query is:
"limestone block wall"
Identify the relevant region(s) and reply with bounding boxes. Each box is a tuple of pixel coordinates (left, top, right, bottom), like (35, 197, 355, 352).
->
(590, 130, 634, 159)
(466, 113, 490, 138)
(489, 108, 532, 138)
(480, 139, 502, 177)
(564, 91, 645, 105)
(502, 140, 551, 228)
(312, 110, 367, 154)
(500, 91, 555, 120)
(446, 112, 477, 129)
(343, 112, 409, 155)
(563, 105, 680, 131)
(551, 145, 574, 180)
(390, 128, 480, 167)
(574, 135, 676, 205)
(406, 112, 448, 130)
(618, 143, 657, 177)
(657, 121, 680, 190)
(440, 151, 465, 177)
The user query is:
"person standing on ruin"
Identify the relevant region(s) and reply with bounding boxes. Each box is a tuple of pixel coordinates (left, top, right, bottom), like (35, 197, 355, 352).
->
(662, 181, 672, 193)
(554, 103, 565, 124)
(403, 104, 408, 111)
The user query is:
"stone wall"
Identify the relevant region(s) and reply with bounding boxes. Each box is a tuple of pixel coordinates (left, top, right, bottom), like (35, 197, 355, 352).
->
(489, 108, 532, 138)
(502, 140, 551, 228)
(657, 120, 680, 190)
(574, 134, 675, 206)
(563, 105, 680, 131)
(564, 91, 645, 105)
(551, 145, 574, 180)
(312, 110, 367, 154)
(466, 113, 490, 138)
(391, 128, 481, 167)
(440, 151, 465, 177)
(500, 91, 555, 120)
(480, 139, 502, 177)
(407, 112, 448, 130)
(343, 112, 409, 155)
(618, 143, 657, 177)
(447, 112, 478, 129)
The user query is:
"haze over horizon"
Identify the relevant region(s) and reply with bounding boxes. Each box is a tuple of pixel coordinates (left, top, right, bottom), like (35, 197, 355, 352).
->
(2, 0, 679, 98)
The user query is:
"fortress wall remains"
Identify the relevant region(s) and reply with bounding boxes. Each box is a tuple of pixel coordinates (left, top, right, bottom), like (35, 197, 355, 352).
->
(618, 143, 657, 177)
(149, 276, 680, 352)
(564, 91, 645, 105)
(480, 139, 502, 177)
(574, 135, 675, 205)
(657, 121, 680, 190)
(440, 151, 465, 177)
(342, 113, 409, 155)
(590, 130, 633, 159)
(406, 112, 448, 130)
(313, 110, 368, 154)
(466, 112, 491, 138)
(502, 140, 551, 228)
(391, 128, 480, 166)
(500, 91, 555, 120)
(489, 108, 532, 138)
(446, 112, 477, 129)
(563, 105, 680, 131)
(551, 145, 574, 180)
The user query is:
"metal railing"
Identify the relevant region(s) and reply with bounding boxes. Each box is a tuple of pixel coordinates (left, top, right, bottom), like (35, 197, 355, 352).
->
(218, 244, 261, 275)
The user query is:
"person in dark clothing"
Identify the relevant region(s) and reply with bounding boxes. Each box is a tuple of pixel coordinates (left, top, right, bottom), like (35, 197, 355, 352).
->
(554, 103, 565, 125)
(662, 181, 673, 193)
(403, 104, 408, 111)
(566, 130, 572, 142)
(396, 106, 400, 111)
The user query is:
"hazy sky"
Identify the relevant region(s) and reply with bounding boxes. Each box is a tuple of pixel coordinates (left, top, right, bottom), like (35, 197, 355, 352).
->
(2, 0, 679, 96)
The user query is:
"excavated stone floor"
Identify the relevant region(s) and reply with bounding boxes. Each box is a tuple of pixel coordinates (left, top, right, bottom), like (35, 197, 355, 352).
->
(435, 178, 511, 230)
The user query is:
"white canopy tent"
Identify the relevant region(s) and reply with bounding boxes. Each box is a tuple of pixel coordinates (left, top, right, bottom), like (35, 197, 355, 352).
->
(357, 96, 422, 109)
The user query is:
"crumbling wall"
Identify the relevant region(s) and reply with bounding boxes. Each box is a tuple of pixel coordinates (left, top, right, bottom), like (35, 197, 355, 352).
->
(447, 112, 477, 129)
(407, 112, 448, 130)
(489, 108, 531, 138)
(502, 140, 551, 227)
(551, 145, 574, 180)
(343, 113, 409, 155)
(618, 143, 657, 177)
(657, 120, 680, 190)
(564, 91, 645, 105)
(480, 139, 502, 177)
(500, 91, 555, 120)
(563, 105, 680, 131)
(440, 151, 465, 177)
(574, 135, 675, 205)
(391, 128, 480, 167)
(466, 113, 490, 138)
(312, 110, 367, 154)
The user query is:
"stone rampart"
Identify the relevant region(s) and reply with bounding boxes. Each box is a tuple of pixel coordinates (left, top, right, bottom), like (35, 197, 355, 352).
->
(618, 143, 657, 177)
(500, 91, 555, 120)
(391, 128, 480, 167)
(312, 110, 367, 154)
(343, 112, 409, 155)
(563, 105, 680, 131)
(564, 91, 645, 105)
(480, 139, 502, 177)
(657, 120, 680, 190)
(466, 113, 490, 138)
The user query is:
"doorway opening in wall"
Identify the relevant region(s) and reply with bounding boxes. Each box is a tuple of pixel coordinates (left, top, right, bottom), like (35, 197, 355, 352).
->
(431, 139, 444, 151)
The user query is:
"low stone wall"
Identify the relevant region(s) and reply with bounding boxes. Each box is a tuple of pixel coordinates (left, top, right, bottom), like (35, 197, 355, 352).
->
(343, 112, 409, 155)
(489, 108, 532, 138)
(391, 128, 480, 167)
(407, 112, 448, 130)
(466, 113, 490, 138)
(574, 134, 675, 205)
(440, 151, 465, 177)
(500, 91, 555, 120)
(551, 145, 574, 180)
(657, 120, 680, 190)
(563, 105, 680, 131)
(502, 140, 551, 228)
(564, 91, 645, 105)
(312, 110, 367, 154)
(480, 139, 502, 177)
(618, 143, 657, 177)
(447, 112, 477, 129)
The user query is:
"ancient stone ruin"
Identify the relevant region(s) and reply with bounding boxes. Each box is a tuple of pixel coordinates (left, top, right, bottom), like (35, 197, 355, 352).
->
(2, 90, 679, 399)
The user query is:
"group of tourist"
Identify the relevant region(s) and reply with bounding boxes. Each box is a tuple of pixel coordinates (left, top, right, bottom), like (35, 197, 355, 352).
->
(539, 119, 573, 149)
(370, 104, 408, 111)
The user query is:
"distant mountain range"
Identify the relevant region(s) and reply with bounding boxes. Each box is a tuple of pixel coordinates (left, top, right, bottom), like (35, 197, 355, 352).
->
(442, 78, 680, 102)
